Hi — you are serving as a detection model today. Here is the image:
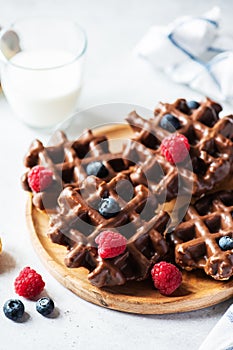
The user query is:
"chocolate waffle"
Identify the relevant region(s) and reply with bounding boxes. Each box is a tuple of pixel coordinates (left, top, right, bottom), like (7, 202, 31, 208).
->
(22, 130, 129, 211)
(170, 191, 233, 280)
(22, 97, 233, 289)
(126, 98, 233, 197)
(122, 136, 191, 203)
(48, 173, 170, 287)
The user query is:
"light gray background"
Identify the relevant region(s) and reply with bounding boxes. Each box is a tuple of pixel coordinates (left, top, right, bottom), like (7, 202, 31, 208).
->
(0, 1, 233, 349)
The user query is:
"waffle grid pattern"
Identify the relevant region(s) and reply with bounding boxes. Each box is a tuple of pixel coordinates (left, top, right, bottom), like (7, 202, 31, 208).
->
(126, 98, 233, 196)
(48, 173, 170, 287)
(22, 97, 233, 286)
(171, 191, 233, 280)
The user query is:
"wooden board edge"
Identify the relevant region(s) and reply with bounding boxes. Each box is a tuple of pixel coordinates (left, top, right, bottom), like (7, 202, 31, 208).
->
(25, 198, 233, 315)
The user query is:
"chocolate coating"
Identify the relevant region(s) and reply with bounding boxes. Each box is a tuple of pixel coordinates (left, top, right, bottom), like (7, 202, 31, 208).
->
(126, 98, 233, 197)
(170, 191, 233, 280)
(48, 178, 170, 287)
(21, 97, 233, 287)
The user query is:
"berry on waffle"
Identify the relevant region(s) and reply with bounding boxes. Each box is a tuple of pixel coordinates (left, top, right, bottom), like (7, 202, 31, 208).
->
(48, 174, 170, 287)
(126, 98, 233, 197)
(22, 130, 128, 211)
(170, 191, 233, 280)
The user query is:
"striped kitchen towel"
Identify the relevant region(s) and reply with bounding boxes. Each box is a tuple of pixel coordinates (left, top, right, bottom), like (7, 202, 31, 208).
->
(135, 7, 233, 103)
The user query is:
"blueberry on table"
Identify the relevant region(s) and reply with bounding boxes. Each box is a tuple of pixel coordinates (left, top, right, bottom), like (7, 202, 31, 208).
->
(159, 114, 181, 132)
(36, 297, 54, 316)
(186, 101, 200, 110)
(86, 161, 109, 178)
(98, 197, 121, 218)
(219, 236, 233, 251)
(3, 299, 25, 321)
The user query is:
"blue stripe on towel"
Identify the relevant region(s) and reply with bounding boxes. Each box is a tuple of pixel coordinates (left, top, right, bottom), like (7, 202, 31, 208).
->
(167, 17, 221, 91)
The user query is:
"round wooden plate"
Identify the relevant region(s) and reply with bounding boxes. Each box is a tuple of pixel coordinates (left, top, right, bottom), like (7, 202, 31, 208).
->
(26, 124, 233, 314)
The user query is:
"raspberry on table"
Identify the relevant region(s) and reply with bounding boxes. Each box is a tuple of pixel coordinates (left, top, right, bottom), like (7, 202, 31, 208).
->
(28, 165, 53, 193)
(151, 261, 182, 296)
(160, 133, 190, 164)
(14, 266, 45, 299)
(95, 231, 127, 259)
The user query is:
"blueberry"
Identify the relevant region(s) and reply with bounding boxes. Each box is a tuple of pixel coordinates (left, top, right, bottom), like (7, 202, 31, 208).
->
(86, 161, 109, 178)
(3, 299, 25, 321)
(36, 297, 54, 316)
(219, 236, 233, 251)
(187, 100, 200, 110)
(98, 197, 121, 218)
(159, 114, 181, 132)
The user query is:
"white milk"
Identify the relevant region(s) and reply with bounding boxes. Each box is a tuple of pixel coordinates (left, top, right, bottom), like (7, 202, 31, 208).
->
(1, 49, 83, 128)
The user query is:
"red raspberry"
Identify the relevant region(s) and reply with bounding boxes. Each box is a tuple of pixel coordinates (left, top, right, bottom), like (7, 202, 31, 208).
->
(28, 165, 53, 193)
(95, 231, 127, 259)
(151, 261, 182, 296)
(14, 267, 45, 299)
(160, 133, 190, 164)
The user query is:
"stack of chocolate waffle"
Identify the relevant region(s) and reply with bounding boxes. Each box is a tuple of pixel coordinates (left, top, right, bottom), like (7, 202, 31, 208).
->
(22, 97, 233, 287)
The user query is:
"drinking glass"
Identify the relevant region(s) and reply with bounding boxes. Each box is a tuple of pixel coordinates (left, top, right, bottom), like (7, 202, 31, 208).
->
(0, 17, 87, 129)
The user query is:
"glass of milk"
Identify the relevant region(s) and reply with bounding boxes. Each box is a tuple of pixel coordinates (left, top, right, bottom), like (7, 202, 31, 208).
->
(0, 17, 87, 129)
